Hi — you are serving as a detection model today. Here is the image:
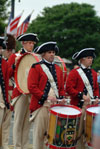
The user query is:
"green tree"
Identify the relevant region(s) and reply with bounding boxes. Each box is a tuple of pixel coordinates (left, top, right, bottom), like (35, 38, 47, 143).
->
(28, 3, 100, 70)
(0, 0, 10, 34)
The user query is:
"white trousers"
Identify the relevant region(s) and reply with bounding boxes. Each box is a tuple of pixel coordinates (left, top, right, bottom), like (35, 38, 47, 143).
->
(32, 106, 49, 149)
(0, 108, 4, 147)
(0, 108, 12, 149)
(0, 88, 12, 149)
(2, 109, 12, 149)
(13, 94, 31, 149)
(0, 108, 4, 128)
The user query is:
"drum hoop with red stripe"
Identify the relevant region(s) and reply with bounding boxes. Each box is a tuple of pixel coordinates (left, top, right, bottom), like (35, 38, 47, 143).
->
(86, 104, 100, 116)
(49, 104, 82, 118)
(14, 53, 40, 94)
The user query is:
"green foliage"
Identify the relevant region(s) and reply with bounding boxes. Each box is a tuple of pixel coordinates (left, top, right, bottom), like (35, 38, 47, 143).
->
(28, 2, 100, 70)
(0, 0, 10, 34)
(16, 41, 22, 52)
(92, 53, 100, 71)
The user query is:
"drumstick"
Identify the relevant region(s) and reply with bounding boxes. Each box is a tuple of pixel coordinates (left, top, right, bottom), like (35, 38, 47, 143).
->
(81, 99, 100, 102)
(57, 98, 71, 104)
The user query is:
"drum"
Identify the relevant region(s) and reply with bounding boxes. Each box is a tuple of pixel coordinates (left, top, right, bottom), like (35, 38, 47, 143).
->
(47, 105, 82, 149)
(15, 53, 40, 94)
(85, 105, 100, 147)
(54, 56, 67, 84)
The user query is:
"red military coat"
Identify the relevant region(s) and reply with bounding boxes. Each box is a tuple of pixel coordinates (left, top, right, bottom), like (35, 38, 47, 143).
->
(66, 67, 99, 106)
(1, 58, 9, 104)
(28, 63, 65, 112)
(8, 52, 23, 99)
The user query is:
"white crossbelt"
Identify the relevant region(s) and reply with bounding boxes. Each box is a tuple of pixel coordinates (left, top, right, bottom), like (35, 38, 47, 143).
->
(77, 68, 94, 99)
(41, 64, 59, 98)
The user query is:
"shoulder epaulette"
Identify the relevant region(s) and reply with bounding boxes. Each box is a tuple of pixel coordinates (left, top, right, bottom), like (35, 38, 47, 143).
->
(32, 61, 43, 68)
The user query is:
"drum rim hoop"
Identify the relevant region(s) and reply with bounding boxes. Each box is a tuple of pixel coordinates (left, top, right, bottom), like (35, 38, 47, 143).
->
(14, 52, 40, 94)
(47, 143, 76, 149)
(49, 104, 82, 118)
(86, 104, 100, 116)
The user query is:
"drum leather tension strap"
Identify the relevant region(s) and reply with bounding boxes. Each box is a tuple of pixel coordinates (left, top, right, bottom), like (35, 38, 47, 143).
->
(77, 68, 94, 99)
(41, 64, 59, 98)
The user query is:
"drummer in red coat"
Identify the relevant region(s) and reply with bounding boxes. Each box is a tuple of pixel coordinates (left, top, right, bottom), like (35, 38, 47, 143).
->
(66, 48, 99, 149)
(1, 34, 16, 149)
(0, 37, 9, 147)
(8, 33, 38, 149)
(28, 41, 65, 149)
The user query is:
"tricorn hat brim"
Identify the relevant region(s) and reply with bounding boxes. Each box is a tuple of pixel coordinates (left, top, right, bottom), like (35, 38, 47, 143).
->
(72, 48, 96, 60)
(36, 41, 59, 54)
(16, 33, 39, 42)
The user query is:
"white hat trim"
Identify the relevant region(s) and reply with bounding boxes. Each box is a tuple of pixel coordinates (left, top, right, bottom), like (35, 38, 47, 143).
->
(36, 41, 57, 53)
(18, 33, 37, 40)
(72, 48, 95, 60)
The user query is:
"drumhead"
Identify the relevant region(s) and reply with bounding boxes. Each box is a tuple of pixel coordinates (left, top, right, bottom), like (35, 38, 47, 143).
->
(15, 53, 40, 94)
(86, 105, 100, 116)
(50, 105, 81, 118)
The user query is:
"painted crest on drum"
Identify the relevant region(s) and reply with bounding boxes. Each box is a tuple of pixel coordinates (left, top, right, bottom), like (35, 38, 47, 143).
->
(54, 117, 80, 147)
(48, 113, 81, 148)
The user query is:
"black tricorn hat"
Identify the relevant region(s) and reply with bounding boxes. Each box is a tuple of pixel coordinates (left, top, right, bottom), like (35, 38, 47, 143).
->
(0, 37, 6, 49)
(16, 33, 39, 43)
(36, 41, 59, 54)
(72, 48, 96, 60)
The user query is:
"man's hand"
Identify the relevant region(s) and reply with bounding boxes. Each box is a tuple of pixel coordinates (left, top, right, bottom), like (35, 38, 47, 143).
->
(83, 94, 91, 104)
(47, 96, 57, 103)
(93, 98, 99, 105)
(57, 98, 67, 105)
